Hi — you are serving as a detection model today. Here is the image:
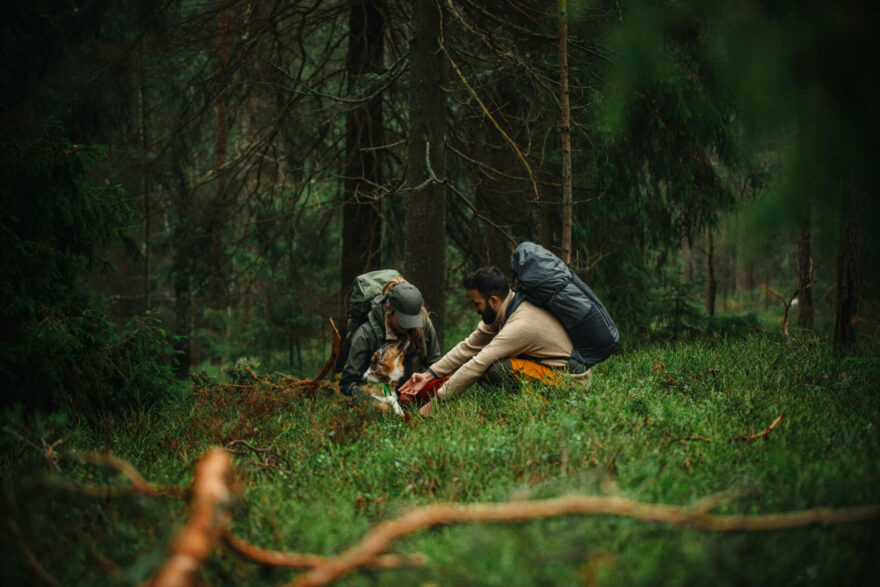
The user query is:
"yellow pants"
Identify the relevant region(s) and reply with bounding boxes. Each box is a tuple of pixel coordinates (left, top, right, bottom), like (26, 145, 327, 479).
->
(507, 358, 563, 385)
(485, 358, 592, 391)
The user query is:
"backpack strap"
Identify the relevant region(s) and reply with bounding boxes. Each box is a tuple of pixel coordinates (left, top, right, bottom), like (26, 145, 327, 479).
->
(366, 305, 385, 342)
(506, 291, 527, 320)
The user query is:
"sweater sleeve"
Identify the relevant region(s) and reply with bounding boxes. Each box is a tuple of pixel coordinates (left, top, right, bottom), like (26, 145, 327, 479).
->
(428, 320, 497, 377)
(435, 306, 569, 400)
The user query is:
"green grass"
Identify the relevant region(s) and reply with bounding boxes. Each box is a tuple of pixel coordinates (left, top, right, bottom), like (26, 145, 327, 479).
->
(2, 333, 879, 585)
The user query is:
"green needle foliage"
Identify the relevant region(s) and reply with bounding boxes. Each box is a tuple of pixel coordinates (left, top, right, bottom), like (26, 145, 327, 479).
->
(0, 126, 178, 412)
(2, 334, 877, 585)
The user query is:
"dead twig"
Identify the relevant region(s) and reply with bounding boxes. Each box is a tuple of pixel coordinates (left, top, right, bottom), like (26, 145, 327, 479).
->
(146, 448, 238, 587)
(437, 37, 541, 201)
(729, 413, 785, 443)
(3, 425, 63, 472)
(224, 531, 425, 569)
(243, 364, 285, 390)
(290, 495, 880, 587)
(764, 280, 815, 338)
(77, 452, 186, 498)
(224, 440, 292, 478)
(308, 318, 341, 384)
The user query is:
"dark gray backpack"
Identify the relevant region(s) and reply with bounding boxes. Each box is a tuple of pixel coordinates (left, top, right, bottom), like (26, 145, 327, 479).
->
(508, 242, 619, 371)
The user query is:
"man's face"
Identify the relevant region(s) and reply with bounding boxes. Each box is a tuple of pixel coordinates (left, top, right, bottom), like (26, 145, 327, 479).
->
(467, 289, 499, 324)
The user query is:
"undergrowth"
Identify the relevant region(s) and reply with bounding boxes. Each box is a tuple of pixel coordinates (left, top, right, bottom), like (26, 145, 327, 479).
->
(2, 333, 879, 585)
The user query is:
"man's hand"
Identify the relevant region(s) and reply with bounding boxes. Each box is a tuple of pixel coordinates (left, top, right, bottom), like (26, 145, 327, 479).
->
(399, 371, 433, 396)
(419, 400, 434, 417)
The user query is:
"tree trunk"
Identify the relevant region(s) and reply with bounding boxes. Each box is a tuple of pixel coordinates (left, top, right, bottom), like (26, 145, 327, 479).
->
(558, 0, 572, 265)
(405, 0, 448, 345)
(682, 234, 695, 284)
(834, 185, 860, 349)
(139, 38, 151, 313)
(172, 161, 194, 379)
(796, 213, 814, 328)
(340, 0, 385, 306)
(705, 225, 716, 317)
(210, 0, 230, 312)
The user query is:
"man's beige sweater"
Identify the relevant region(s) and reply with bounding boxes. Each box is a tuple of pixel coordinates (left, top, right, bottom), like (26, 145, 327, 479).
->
(432, 290, 574, 400)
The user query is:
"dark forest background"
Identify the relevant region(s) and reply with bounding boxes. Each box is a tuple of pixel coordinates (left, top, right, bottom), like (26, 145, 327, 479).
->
(2, 0, 878, 414)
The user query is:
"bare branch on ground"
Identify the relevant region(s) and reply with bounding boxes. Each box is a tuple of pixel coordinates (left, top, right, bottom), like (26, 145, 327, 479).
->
(730, 413, 785, 443)
(224, 531, 425, 569)
(146, 448, 237, 587)
(290, 495, 880, 587)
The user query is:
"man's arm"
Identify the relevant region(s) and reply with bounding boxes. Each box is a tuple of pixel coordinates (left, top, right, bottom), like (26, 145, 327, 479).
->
(400, 320, 495, 396)
(435, 314, 541, 400)
(428, 320, 497, 377)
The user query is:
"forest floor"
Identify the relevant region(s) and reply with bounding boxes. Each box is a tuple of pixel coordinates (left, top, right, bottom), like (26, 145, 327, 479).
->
(2, 332, 879, 585)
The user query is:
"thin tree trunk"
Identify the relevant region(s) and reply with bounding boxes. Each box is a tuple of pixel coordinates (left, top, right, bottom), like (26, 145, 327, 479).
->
(796, 213, 814, 328)
(340, 0, 385, 306)
(405, 0, 448, 345)
(210, 0, 230, 312)
(834, 184, 860, 349)
(705, 225, 716, 317)
(682, 234, 695, 283)
(558, 0, 572, 265)
(172, 161, 194, 379)
(139, 38, 151, 313)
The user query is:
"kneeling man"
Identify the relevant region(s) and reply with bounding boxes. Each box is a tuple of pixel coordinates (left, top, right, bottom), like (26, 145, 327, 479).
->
(400, 266, 590, 416)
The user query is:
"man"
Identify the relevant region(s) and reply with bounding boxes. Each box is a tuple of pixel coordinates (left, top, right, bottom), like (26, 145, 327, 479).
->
(340, 281, 442, 411)
(399, 267, 591, 416)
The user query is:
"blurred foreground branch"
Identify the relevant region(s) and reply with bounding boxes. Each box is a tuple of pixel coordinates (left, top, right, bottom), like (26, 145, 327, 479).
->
(291, 495, 880, 586)
(224, 532, 424, 569)
(146, 448, 237, 587)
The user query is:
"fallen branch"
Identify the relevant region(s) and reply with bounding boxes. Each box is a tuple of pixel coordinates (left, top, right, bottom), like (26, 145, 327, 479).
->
(77, 452, 185, 498)
(224, 531, 425, 569)
(243, 364, 285, 390)
(146, 448, 237, 587)
(308, 318, 341, 384)
(729, 413, 785, 443)
(290, 495, 880, 587)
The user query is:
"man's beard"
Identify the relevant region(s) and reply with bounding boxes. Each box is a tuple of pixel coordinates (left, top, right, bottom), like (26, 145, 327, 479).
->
(481, 306, 497, 324)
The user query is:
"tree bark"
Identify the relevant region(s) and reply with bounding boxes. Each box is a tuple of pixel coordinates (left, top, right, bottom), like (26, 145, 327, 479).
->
(834, 184, 860, 349)
(210, 0, 230, 312)
(705, 225, 716, 317)
(558, 0, 572, 265)
(172, 161, 194, 379)
(405, 0, 448, 345)
(340, 0, 385, 305)
(139, 37, 151, 313)
(796, 213, 814, 328)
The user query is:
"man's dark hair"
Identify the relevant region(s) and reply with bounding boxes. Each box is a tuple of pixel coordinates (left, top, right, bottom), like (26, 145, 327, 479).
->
(462, 266, 509, 299)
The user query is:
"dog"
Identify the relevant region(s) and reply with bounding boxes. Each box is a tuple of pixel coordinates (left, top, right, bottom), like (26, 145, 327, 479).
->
(362, 337, 410, 416)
